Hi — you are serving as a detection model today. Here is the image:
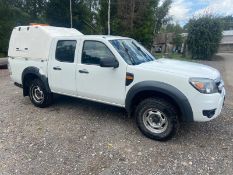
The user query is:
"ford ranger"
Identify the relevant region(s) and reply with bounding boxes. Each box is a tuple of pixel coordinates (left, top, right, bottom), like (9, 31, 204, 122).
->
(8, 25, 225, 141)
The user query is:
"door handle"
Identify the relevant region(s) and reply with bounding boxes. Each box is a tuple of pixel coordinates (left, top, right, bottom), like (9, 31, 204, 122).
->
(79, 69, 89, 74)
(53, 66, 62, 70)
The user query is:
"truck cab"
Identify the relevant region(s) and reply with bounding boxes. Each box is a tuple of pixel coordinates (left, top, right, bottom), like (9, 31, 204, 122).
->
(8, 26, 225, 141)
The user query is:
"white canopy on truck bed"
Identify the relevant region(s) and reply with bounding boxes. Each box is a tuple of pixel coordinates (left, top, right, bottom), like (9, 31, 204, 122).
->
(8, 26, 83, 60)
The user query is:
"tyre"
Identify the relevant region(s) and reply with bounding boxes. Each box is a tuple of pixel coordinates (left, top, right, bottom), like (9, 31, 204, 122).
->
(135, 98, 179, 141)
(29, 79, 53, 108)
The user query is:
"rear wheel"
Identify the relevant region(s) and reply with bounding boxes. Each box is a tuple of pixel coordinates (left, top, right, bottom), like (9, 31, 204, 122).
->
(135, 98, 179, 141)
(29, 79, 53, 108)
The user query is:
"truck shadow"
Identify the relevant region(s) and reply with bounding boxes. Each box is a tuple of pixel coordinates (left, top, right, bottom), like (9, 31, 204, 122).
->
(52, 94, 128, 119)
(49, 94, 230, 145)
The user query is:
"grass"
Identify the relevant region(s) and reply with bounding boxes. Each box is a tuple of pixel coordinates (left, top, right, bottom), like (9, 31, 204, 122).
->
(154, 52, 191, 61)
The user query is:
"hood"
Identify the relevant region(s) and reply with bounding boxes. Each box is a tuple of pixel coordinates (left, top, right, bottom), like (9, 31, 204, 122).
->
(136, 58, 220, 79)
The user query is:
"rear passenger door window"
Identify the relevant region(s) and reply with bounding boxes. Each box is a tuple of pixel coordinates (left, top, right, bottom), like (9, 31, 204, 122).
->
(55, 40, 77, 63)
(82, 40, 115, 65)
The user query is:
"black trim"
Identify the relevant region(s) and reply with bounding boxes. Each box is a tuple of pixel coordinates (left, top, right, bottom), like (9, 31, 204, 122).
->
(126, 72, 134, 86)
(22, 67, 51, 96)
(203, 109, 216, 118)
(14, 82, 23, 88)
(125, 81, 194, 122)
(81, 40, 118, 66)
(55, 40, 77, 63)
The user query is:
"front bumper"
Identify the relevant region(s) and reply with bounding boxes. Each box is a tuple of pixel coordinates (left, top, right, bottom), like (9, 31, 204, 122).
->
(191, 88, 225, 122)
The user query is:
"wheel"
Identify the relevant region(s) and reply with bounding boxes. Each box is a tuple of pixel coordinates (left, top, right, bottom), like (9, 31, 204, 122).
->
(135, 98, 179, 141)
(29, 79, 53, 108)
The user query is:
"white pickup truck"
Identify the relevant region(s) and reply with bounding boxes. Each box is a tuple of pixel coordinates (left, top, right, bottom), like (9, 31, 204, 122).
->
(8, 25, 225, 141)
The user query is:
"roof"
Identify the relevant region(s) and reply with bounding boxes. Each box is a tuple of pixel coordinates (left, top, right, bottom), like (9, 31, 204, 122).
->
(221, 30, 233, 44)
(153, 33, 174, 44)
(14, 26, 84, 37)
(75, 35, 130, 40)
(223, 30, 233, 36)
(9, 26, 83, 60)
(8, 26, 132, 60)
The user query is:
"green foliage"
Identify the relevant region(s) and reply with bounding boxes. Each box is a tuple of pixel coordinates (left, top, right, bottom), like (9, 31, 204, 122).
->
(161, 23, 184, 48)
(0, 0, 30, 53)
(164, 23, 183, 33)
(98, 0, 118, 34)
(46, 0, 95, 34)
(187, 16, 223, 60)
(154, 0, 172, 34)
(172, 33, 183, 48)
(0, 0, 172, 52)
(98, 0, 172, 48)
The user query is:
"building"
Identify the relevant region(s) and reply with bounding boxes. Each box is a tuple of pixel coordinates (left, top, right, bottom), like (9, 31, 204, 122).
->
(152, 33, 174, 53)
(152, 32, 188, 54)
(219, 30, 233, 53)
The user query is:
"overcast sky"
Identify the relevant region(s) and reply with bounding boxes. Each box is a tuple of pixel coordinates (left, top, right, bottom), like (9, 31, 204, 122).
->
(168, 0, 233, 25)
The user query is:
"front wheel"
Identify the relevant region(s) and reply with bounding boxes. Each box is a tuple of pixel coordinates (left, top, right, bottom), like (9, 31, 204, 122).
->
(135, 98, 179, 141)
(29, 79, 53, 108)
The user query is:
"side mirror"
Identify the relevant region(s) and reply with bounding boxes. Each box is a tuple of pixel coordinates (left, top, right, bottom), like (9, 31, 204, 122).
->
(100, 57, 119, 68)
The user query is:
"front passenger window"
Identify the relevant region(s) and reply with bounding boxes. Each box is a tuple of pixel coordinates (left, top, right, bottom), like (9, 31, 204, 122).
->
(82, 41, 116, 65)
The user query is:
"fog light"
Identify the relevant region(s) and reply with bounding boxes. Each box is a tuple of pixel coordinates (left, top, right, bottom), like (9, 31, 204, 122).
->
(203, 109, 216, 118)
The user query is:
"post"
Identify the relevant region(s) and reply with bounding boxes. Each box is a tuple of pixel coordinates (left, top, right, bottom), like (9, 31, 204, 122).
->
(70, 0, 73, 28)
(108, 0, 111, 35)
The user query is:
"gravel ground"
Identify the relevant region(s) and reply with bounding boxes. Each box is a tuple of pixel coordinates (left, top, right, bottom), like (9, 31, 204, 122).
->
(0, 53, 232, 175)
(0, 58, 8, 69)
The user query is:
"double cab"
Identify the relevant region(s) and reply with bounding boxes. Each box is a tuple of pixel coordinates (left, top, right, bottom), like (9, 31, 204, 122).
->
(8, 25, 226, 141)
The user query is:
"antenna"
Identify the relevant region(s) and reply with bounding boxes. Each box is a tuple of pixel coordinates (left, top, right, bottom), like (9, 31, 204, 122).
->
(70, 0, 73, 28)
(108, 0, 111, 35)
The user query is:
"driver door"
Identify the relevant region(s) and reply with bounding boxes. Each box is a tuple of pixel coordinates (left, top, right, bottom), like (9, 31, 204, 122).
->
(76, 40, 126, 106)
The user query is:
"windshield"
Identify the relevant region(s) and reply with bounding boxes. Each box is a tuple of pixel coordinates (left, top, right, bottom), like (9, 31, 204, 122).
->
(109, 39, 156, 65)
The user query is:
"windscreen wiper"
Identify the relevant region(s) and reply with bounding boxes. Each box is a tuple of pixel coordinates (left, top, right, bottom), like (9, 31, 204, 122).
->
(122, 42, 137, 65)
(132, 42, 153, 62)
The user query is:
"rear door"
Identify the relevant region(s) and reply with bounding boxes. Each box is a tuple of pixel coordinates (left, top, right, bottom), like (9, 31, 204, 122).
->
(48, 39, 78, 95)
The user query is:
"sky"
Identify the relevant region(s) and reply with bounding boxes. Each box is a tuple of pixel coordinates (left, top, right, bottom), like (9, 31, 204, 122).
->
(168, 0, 233, 25)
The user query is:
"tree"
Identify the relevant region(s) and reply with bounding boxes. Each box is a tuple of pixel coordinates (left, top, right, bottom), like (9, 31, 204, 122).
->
(46, 0, 95, 34)
(0, 0, 172, 53)
(0, 0, 30, 54)
(98, 0, 172, 48)
(164, 23, 183, 49)
(98, 0, 118, 34)
(153, 0, 172, 35)
(9, 0, 47, 22)
(187, 16, 223, 60)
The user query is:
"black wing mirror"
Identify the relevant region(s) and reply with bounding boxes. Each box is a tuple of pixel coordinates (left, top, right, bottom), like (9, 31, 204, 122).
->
(100, 57, 119, 68)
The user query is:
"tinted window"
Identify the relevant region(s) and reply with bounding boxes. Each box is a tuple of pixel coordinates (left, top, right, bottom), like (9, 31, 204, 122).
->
(56, 40, 77, 63)
(82, 41, 115, 65)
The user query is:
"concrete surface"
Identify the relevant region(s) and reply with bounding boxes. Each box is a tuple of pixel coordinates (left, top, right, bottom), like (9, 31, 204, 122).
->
(0, 54, 232, 175)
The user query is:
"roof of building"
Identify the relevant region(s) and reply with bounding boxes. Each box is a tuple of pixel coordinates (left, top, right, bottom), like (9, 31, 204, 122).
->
(223, 30, 233, 36)
(220, 30, 233, 44)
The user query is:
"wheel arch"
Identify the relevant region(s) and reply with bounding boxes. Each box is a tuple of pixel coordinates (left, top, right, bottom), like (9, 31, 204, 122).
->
(125, 81, 193, 122)
(22, 67, 51, 96)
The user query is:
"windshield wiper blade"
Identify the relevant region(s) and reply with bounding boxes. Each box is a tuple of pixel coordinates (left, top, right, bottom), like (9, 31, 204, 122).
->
(122, 43, 137, 65)
(132, 42, 153, 62)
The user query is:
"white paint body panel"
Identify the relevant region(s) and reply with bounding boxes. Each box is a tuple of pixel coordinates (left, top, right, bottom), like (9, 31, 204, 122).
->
(75, 38, 126, 106)
(8, 26, 225, 122)
(8, 26, 83, 60)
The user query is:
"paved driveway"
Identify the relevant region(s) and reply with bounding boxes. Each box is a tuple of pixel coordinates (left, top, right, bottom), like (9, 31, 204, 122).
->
(0, 54, 232, 175)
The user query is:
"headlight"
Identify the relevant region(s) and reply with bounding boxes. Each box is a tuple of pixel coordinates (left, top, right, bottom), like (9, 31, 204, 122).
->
(189, 78, 218, 94)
